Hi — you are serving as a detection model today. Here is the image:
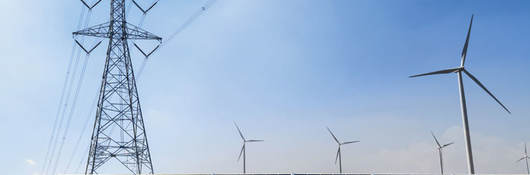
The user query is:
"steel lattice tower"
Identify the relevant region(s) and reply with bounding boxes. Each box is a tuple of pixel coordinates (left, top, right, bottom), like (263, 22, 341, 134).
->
(73, 0, 161, 174)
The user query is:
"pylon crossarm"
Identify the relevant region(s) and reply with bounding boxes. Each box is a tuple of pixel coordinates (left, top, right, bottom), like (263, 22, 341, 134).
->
(72, 22, 110, 38)
(126, 22, 163, 40)
(73, 22, 162, 41)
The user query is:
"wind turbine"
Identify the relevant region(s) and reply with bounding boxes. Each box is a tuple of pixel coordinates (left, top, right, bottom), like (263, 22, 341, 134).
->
(410, 15, 511, 174)
(431, 131, 454, 175)
(234, 122, 263, 174)
(517, 143, 530, 174)
(327, 127, 359, 174)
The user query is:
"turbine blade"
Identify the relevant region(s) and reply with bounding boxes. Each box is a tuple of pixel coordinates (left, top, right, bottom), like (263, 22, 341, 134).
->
(335, 147, 340, 164)
(409, 67, 462, 78)
(342, 141, 360, 145)
(442, 142, 454, 148)
(327, 127, 340, 144)
(246, 139, 264, 142)
(431, 131, 441, 148)
(461, 15, 474, 67)
(237, 144, 245, 162)
(463, 69, 511, 114)
(517, 157, 526, 162)
(234, 122, 246, 141)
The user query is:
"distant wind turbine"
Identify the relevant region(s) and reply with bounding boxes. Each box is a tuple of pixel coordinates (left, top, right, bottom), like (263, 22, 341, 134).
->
(327, 127, 359, 174)
(431, 131, 454, 175)
(234, 122, 263, 174)
(409, 15, 510, 174)
(517, 143, 530, 175)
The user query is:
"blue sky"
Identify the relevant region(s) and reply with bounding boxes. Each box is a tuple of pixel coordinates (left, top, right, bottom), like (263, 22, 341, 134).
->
(1, 0, 530, 175)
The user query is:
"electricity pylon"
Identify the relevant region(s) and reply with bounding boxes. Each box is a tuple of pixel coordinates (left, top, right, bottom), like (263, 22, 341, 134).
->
(73, 0, 161, 174)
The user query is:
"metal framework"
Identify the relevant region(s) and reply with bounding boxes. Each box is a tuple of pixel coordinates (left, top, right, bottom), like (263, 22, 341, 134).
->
(73, 0, 161, 174)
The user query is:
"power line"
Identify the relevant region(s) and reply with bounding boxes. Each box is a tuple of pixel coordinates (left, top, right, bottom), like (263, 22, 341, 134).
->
(136, 0, 216, 79)
(42, 7, 92, 175)
(41, 43, 77, 175)
(51, 52, 92, 175)
(63, 89, 98, 173)
(74, 144, 91, 173)
(47, 12, 93, 174)
(40, 7, 87, 175)
(162, 0, 217, 46)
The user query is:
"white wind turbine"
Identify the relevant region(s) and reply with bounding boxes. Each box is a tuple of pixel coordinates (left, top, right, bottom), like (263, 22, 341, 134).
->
(410, 15, 511, 174)
(431, 131, 454, 175)
(517, 143, 530, 175)
(234, 122, 263, 174)
(327, 127, 359, 174)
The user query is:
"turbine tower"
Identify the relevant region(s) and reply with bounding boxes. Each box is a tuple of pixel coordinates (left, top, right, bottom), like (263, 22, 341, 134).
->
(410, 15, 510, 174)
(234, 122, 263, 174)
(73, 0, 161, 174)
(327, 127, 359, 174)
(431, 131, 454, 175)
(517, 143, 530, 175)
